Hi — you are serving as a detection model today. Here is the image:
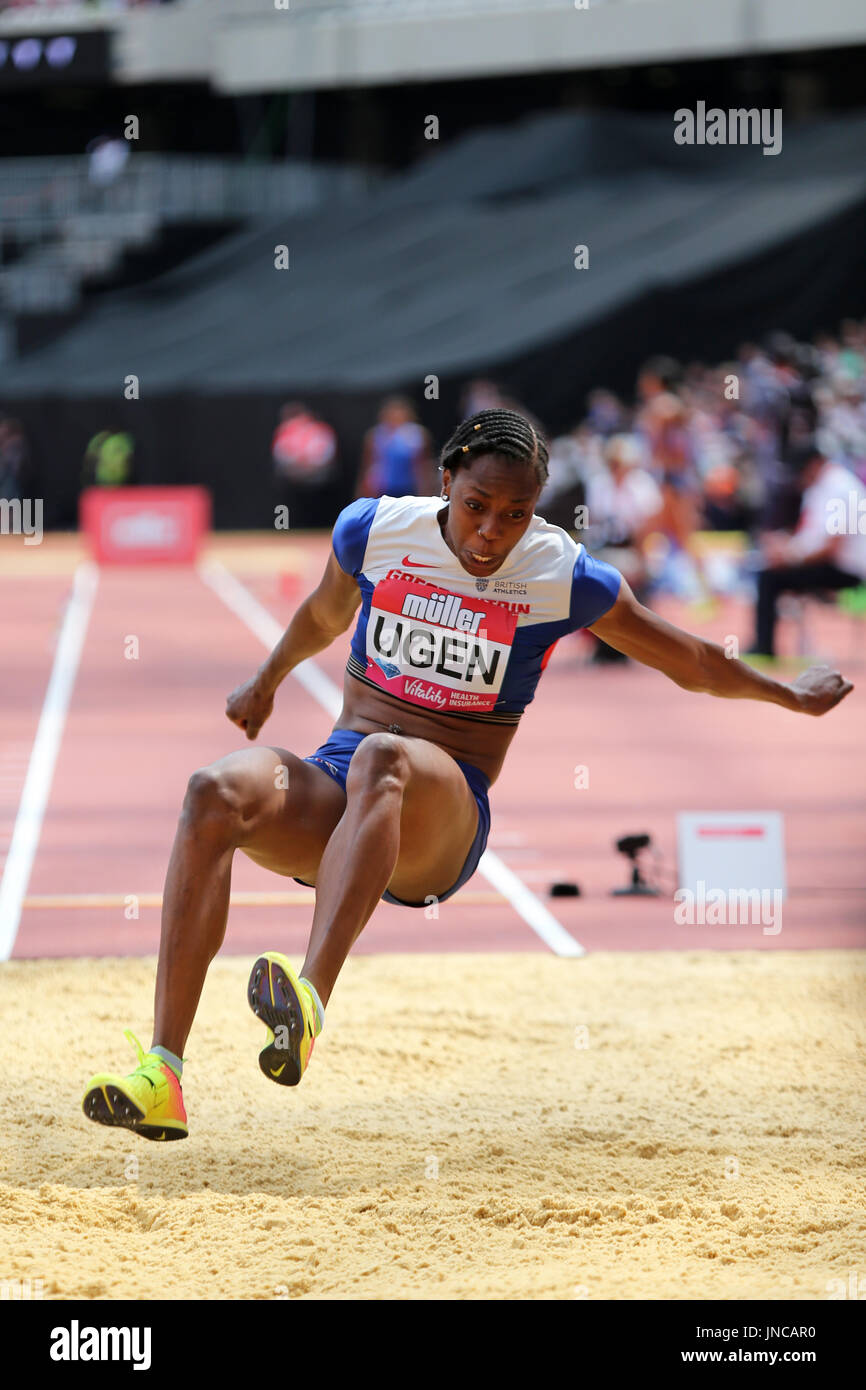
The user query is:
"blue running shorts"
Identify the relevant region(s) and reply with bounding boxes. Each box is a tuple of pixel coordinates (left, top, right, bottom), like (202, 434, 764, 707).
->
(295, 728, 491, 908)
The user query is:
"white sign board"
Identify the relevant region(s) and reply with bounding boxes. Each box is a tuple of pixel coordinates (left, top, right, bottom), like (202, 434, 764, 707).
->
(677, 811, 786, 898)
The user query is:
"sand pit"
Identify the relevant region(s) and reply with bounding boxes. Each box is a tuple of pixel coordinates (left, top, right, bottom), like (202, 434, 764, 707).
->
(1, 950, 864, 1300)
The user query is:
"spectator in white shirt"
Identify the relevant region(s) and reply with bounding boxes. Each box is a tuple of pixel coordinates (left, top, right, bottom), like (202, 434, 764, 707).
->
(585, 434, 664, 664)
(586, 434, 662, 556)
(750, 443, 866, 655)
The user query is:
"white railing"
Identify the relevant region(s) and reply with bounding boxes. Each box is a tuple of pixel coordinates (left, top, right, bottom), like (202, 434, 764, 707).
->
(218, 0, 595, 13)
(0, 2, 174, 14)
(0, 154, 375, 233)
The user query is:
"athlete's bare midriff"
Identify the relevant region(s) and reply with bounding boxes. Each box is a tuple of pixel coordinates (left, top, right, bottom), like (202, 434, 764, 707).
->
(334, 671, 518, 785)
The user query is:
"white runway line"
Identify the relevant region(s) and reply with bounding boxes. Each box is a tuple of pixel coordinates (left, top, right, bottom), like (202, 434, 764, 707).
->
(477, 851, 583, 957)
(199, 560, 340, 718)
(199, 559, 584, 957)
(0, 563, 99, 960)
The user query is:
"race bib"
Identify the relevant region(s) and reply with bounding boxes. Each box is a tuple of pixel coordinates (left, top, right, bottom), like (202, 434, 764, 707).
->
(364, 574, 518, 713)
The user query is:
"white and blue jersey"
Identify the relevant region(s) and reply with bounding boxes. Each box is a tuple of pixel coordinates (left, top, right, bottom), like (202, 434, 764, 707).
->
(332, 494, 622, 723)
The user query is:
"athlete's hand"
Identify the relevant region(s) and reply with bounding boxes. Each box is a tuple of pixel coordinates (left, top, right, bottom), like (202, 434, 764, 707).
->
(789, 664, 854, 716)
(225, 673, 275, 739)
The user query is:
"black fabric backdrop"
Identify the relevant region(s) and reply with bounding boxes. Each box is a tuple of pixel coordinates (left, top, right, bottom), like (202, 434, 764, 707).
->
(4, 110, 866, 528)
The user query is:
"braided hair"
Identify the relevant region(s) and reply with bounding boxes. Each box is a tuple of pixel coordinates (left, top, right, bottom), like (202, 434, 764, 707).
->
(439, 409, 549, 490)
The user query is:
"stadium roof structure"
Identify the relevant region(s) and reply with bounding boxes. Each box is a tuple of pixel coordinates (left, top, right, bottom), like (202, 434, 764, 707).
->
(4, 109, 866, 399)
(4, 0, 864, 92)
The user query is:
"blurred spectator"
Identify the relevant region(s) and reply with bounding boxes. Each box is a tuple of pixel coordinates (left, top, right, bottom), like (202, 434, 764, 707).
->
(0, 418, 28, 502)
(536, 423, 595, 530)
(701, 454, 752, 531)
(586, 435, 663, 561)
(819, 373, 866, 480)
(459, 377, 542, 431)
(637, 388, 706, 599)
(86, 135, 130, 191)
(584, 388, 627, 438)
(750, 443, 866, 656)
(83, 429, 134, 487)
(584, 434, 664, 662)
(272, 402, 338, 529)
(518, 312, 866, 608)
(357, 396, 433, 498)
(272, 402, 336, 488)
(460, 378, 508, 419)
(839, 319, 866, 379)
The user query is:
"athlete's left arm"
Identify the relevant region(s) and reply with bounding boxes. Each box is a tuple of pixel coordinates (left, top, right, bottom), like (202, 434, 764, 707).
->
(588, 578, 853, 716)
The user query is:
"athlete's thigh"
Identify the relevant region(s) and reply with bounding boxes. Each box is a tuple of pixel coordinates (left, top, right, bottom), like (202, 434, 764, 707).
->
(220, 745, 347, 879)
(383, 738, 480, 901)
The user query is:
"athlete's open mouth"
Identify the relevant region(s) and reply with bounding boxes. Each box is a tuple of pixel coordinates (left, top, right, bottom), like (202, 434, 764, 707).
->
(467, 551, 498, 565)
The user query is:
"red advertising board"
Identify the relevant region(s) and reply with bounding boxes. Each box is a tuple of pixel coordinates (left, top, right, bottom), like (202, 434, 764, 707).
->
(79, 487, 211, 565)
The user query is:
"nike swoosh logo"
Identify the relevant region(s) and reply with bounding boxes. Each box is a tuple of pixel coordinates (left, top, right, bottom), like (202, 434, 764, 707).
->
(402, 555, 440, 568)
(270, 1063, 286, 1077)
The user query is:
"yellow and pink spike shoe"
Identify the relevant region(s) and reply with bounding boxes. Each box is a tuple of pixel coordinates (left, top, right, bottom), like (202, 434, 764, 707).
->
(82, 1030, 188, 1141)
(248, 952, 319, 1087)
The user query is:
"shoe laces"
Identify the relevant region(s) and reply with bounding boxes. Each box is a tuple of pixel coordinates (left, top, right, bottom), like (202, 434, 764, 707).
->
(124, 1029, 167, 1089)
(124, 1028, 148, 1067)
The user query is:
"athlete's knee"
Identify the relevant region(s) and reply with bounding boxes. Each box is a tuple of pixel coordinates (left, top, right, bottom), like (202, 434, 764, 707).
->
(182, 763, 247, 836)
(346, 732, 410, 797)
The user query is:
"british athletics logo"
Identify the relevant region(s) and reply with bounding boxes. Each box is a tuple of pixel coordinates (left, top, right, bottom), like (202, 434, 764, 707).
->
(365, 574, 517, 712)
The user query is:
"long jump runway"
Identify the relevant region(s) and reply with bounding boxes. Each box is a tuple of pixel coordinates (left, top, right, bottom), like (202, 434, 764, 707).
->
(1, 534, 864, 1301)
(3, 534, 864, 960)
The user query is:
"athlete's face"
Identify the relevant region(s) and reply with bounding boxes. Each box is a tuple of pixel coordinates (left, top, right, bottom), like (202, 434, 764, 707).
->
(440, 455, 542, 578)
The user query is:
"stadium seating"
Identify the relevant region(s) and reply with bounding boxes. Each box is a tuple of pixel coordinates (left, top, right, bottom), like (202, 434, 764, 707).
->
(0, 155, 376, 315)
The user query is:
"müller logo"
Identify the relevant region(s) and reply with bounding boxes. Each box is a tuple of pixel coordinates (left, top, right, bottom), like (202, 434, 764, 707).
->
(400, 590, 486, 635)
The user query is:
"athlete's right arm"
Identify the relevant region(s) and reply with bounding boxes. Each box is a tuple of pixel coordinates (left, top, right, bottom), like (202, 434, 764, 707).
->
(225, 550, 361, 739)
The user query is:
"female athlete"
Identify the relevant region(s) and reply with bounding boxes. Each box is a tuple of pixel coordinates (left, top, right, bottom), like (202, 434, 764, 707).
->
(82, 409, 853, 1140)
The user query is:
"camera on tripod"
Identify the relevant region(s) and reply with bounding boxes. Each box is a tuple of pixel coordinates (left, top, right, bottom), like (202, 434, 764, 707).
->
(612, 833, 659, 896)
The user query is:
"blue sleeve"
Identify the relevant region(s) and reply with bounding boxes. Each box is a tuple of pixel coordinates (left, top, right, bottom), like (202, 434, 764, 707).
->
(331, 497, 380, 577)
(569, 546, 622, 630)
